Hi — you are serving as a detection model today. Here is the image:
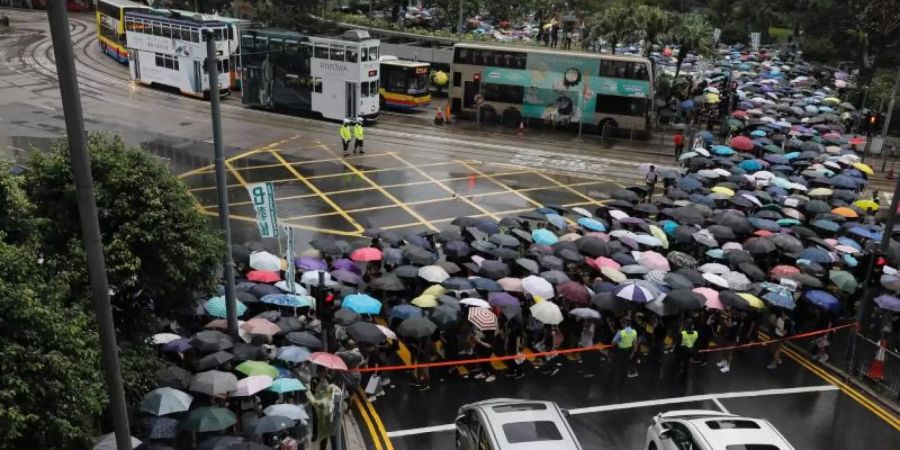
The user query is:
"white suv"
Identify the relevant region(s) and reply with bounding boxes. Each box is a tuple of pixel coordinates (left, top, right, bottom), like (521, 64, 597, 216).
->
(455, 398, 582, 449)
(645, 410, 795, 450)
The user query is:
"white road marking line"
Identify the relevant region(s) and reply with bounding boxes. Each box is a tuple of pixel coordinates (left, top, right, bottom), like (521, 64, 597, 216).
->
(712, 398, 730, 414)
(385, 385, 839, 438)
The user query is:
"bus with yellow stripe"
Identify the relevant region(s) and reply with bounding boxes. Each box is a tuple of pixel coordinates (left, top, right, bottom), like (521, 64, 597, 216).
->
(96, 0, 150, 63)
(379, 57, 431, 110)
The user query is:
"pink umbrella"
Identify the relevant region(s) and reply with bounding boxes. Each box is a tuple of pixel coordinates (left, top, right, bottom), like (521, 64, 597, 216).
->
(731, 135, 754, 151)
(247, 270, 281, 283)
(308, 352, 348, 371)
(595, 257, 621, 269)
(693, 287, 723, 310)
(770, 265, 800, 279)
(232, 375, 273, 396)
(241, 318, 281, 336)
(639, 251, 670, 272)
(497, 277, 523, 292)
(350, 247, 382, 262)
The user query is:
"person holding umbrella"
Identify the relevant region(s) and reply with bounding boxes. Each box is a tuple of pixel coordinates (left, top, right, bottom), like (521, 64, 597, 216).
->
(408, 336, 433, 391)
(612, 318, 639, 378)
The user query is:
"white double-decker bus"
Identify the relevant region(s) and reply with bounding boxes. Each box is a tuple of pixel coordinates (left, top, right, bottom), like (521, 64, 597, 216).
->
(240, 29, 381, 122)
(124, 9, 233, 98)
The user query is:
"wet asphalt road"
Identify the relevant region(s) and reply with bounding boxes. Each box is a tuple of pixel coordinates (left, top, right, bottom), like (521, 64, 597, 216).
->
(2, 9, 899, 450)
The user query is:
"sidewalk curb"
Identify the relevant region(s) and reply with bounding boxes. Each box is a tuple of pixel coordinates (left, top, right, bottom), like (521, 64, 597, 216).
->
(342, 408, 368, 450)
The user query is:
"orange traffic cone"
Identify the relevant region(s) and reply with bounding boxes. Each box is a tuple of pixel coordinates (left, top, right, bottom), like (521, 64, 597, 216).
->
(517, 120, 524, 136)
(866, 338, 887, 381)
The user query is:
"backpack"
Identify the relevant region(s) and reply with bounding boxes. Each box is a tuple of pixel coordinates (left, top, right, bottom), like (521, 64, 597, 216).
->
(644, 172, 658, 185)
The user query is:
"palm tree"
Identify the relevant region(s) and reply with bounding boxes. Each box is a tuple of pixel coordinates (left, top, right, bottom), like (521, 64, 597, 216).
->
(672, 12, 715, 78)
(581, 1, 635, 54)
(635, 5, 672, 57)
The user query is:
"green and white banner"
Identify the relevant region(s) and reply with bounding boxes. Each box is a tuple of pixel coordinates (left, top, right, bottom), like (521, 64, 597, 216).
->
(247, 182, 279, 238)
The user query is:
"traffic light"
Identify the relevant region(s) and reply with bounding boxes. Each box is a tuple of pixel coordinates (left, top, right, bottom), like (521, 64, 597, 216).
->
(865, 112, 882, 135)
(473, 72, 481, 82)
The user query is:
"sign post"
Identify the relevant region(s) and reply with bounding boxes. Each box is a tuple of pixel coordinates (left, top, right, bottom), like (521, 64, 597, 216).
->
(247, 182, 279, 238)
(750, 32, 760, 52)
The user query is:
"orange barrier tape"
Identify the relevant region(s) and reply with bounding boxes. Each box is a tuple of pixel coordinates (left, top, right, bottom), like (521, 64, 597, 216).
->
(698, 322, 858, 353)
(353, 322, 858, 373)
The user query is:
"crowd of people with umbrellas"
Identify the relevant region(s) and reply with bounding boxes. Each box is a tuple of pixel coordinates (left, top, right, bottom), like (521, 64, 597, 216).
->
(114, 49, 900, 450)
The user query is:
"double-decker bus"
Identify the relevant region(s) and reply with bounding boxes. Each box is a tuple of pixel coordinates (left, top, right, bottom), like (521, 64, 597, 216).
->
(449, 43, 654, 131)
(124, 9, 232, 98)
(160, 10, 249, 90)
(379, 57, 431, 110)
(240, 29, 381, 122)
(96, 0, 150, 63)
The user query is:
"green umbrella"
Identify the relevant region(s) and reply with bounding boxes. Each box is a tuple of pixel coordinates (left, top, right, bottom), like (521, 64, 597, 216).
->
(180, 407, 236, 432)
(763, 144, 783, 154)
(141, 387, 193, 416)
(829, 270, 859, 294)
(235, 360, 278, 378)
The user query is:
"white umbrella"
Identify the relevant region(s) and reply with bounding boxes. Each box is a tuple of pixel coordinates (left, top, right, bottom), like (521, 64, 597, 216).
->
(569, 307, 601, 319)
(530, 301, 564, 325)
(702, 272, 730, 289)
(152, 333, 182, 345)
(94, 433, 141, 450)
(722, 271, 751, 291)
(698, 263, 730, 274)
(609, 209, 630, 220)
(300, 270, 338, 287)
(459, 298, 491, 308)
(249, 251, 281, 272)
(264, 404, 309, 421)
(571, 207, 592, 218)
(418, 265, 450, 283)
(275, 280, 308, 295)
(522, 275, 554, 299)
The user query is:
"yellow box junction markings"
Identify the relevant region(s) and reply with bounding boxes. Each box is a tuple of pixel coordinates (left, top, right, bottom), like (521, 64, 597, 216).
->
(177, 135, 301, 178)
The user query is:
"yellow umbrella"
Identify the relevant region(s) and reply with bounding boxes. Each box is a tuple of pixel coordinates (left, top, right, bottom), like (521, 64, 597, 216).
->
(852, 162, 874, 176)
(711, 186, 735, 197)
(422, 284, 448, 297)
(853, 199, 880, 211)
(736, 293, 765, 309)
(411, 294, 438, 308)
(601, 266, 626, 283)
(705, 92, 720, 104)
(532, 295, 545, 304)
(831, 207, 859, 218)
(649, 224, 669, 249)
(823, 97, 840, 106)
(808, 187, 833, 197)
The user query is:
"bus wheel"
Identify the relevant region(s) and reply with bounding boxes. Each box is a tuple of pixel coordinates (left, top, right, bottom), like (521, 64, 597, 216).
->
(598, 118, 618, 136)
(480, 106, 497, 123)
(502, 108, 521, 128)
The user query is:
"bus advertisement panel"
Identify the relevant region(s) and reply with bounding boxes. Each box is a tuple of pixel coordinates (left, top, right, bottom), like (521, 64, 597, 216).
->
(450, 43, 652, 131)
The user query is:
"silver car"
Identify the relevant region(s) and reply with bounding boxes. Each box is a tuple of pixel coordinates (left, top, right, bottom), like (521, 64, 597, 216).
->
(455, 398, 582, 450)
(645, 409, 795, 450)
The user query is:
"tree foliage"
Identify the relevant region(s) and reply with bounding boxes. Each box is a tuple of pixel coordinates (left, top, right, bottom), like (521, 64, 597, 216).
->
(634, 4, 672, 56)
(25, 133, 223, 336)
(671, 12, 715, 77)
(0, 166, 105, 450)
(582, 1, 635, 54)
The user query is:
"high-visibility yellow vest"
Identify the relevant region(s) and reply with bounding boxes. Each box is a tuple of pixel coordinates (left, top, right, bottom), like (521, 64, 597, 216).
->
(354, 124, 364, 140)
(681, 330, 698, 348)
(340, 125, 351, 141)
(617, 328, 637, 349)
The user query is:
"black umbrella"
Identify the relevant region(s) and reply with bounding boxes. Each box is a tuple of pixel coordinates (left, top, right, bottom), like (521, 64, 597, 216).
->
(394, 265, 420, 278)
(276, 316, 303, 333)
(707, 225, 736, 241)
(143, 416, 179, 440)
(675, 268, 705, 286)
(190, 331, 234, 353)
(611, 188, 641, 203)
(490, 247, 519, 260)
(347, 322, 386, 344)
(465, 227, 489, 242)
(770, 233, 804, 254)
(285, 331, 323, 349)
(249, 284, 281, 298)
(738, 263, 766, 282)
(231, 343, 263, 362)
(725, 250, 754, 265)
(471, 240, 497, 253)
(670, 206, 705, 225)
(591, 292, 627, 313)
(667, 251, 697, 269)
(246, 416, 296, 436)
(235, 290, 260, 304)
(805, 199, 832, 215)
(788, 273, 823, 288)
(540, 270, 570, 285)
(331, 270, 362, 285)
(664, 272, 695, 289)
(499, 217, 522, 228)
(157, 365, 192, 390)
(472, 277, 503, 292)
(516, 258, 540, 274)
(539, 254, 565, 271)
(576, 237, 610, 257)
(371, 273, 405, 291)
(436, 260, 462, 275)
(489, 234, 520, 247)
(444, 240, 471, 258)
(664, 289, 705, 311)
(479, 260, 510, 280)
(310, 237, 349, 255)
(744, 237, 776, 255)
(196, 351, 235, 371)
(403, 246, 436, 265)
(334, 308, 361, 325)
(442, 277, 474, 291)
(451, 217, 477, 227)
(430, 305, 460, 329)
(437, 226, 464, 243)
(633, 203, 659, 216)
(397, 317, 438, 338)
(510, 228, 533, 243)
(611, 252, 638, 266)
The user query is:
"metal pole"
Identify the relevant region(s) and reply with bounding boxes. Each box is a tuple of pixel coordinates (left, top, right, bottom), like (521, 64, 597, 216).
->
(855, 87, 869, 134)
(46, 3, 132, 449)
(457, 0, 464, 35)
(206, 31, 240, 338)
(878, 67, 900, 160)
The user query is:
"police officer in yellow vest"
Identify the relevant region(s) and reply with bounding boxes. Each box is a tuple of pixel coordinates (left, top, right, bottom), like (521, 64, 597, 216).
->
(677, 320, 699, 377)
(340, 119, 352, 156)
(612, 318, 639, 378)
(353, 117, 366, 154)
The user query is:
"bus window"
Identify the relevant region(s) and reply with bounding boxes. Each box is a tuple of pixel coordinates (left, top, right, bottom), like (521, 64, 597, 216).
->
(227, 26, 234, 41)
(369, 47, 379, 61)
(370, 81, 378, 96)
(483, 83, 524, 104)
(285, 40, 299, 54)
(330, 45, 345, 61)
(314, 45, 329, 59)
(346, 47, 358, 63)
(241, 35, 254, 49)
(454, 48, 469, 64)
(594, 94, 648, 116)
(361, 47, 368, 62)
(191, 29, 200, 43)
(152, 22, 162, 37)
(156, 53, 164, 67)
(361, 81, 369, 97)
(313, 77, 322, 93)
(269, 38, 283, 51)
(453, 72, 461, 87)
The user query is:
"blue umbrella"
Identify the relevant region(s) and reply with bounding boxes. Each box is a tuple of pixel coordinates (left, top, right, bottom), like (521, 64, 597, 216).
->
(532, 229, 559, 246)
(798, 247, 834, 264)
(811, 219, 840, 233)
(661, 220, 679, 235)
(342, 294, 382, 315)
(828, 175, 860, 189)
(276, 345, 310, 363)
(847, 226, 881, 240)
(749, 218, 781, 232)
(205, 296, 247, 318)
(260, 294, 314, 308)
(545, 214, 567, 230)
(578, 217, 607, 231)
(677, 176, 703, 191)
(804, 290, 840, 312)
(762, 290, 796, 310)
(472, 277, 503, 292)
(750, 129, 767, 137)
(680, 99, 695, 110)
(842, 253, 858, 267)
(162, 338, 192, 353)
(764, 154, 789, 165)
(784, 151, 801, 160)
(390, 304, 423, 320)
(739, 159, 765, 171)
(269, 378, 306, 394)
(712, 145, 735, 156)
(706, 249, 724, 259)
(837, 237, 861, 251)
(699, 130, 714, 143)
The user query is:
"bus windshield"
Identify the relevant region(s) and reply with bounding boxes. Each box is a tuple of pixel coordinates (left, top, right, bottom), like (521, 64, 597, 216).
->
(408, 67, 429, 94)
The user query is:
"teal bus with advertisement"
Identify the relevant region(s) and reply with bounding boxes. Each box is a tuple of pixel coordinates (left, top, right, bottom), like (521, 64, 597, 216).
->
(448, 43, 653, 131)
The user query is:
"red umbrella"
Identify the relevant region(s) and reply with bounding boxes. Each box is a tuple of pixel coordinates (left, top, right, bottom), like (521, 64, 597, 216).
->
(350, 247, 383, 262)
(556, 281, 590, 305)
(770, 265, 800, 279)
(848, 136, 866, 145)
(730, 135, 754, 151)
(753, 230, 774, 237)
(247, 270, 281, 283)
(308, 352, 348, 371)
(732, 110, 748, 119)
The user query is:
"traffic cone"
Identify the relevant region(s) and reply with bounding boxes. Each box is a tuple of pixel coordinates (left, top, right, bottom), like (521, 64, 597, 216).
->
(517, 120, 524, 136)
(444, 104, 452, 124)
(434, 108, 444, 126)
(866, 338, 887, 381)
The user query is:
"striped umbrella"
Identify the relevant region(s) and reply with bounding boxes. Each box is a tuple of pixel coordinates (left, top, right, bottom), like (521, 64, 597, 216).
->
(467, 307, 498, 331)
(613, 282, 655, 303)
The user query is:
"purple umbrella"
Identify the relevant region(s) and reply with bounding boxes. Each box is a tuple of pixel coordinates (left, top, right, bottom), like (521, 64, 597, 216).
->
(488, 292, 520, 307)
(874, 294, 900, 312)
(162, 338, 192, 353)
(296, 257, 327, 271)
(332, 258, 361, 274)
